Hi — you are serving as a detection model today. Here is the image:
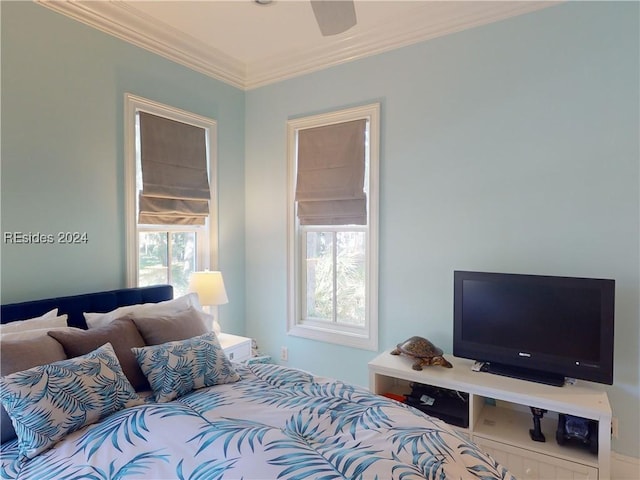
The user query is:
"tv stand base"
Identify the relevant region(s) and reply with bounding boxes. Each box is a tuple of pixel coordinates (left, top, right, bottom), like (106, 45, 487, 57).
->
(480, 362, 565, 387)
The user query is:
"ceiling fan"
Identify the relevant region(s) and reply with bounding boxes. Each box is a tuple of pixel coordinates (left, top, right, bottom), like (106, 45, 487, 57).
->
(310, 0, 357, 36)
(256, 0, 357, 36)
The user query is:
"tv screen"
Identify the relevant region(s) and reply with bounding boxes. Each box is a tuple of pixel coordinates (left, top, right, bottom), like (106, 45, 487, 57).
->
(453, 271, 615, 386)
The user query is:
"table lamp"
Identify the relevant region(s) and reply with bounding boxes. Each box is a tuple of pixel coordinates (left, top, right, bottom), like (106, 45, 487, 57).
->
(188, 270, 228, 334)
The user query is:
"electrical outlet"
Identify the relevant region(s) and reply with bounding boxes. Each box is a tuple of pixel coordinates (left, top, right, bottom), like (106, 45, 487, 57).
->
(280, 346, 288, 362)
(611, 416, 619, 439)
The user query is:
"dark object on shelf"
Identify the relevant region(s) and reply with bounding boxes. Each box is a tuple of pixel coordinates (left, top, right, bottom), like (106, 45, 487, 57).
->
(390, 336, 453, 370)
(479, 361, 565, 387)
(529, 407, 547, 442)
(404, 382, 469, 428)
(556, 414, 599, 454)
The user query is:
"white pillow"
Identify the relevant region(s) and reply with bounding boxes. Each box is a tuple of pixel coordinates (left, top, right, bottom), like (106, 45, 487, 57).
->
(0, 324, 73, 341)
(0, 309, 66, 334)
(84, 293, 202, 329)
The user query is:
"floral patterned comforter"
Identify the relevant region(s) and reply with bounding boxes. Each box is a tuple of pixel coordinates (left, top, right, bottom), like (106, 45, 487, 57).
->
(1, 363, 515, 480)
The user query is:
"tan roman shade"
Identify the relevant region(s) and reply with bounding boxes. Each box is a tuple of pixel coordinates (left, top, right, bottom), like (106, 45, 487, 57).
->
(138, 112, 210, 225)
(295, 119, 367, 225)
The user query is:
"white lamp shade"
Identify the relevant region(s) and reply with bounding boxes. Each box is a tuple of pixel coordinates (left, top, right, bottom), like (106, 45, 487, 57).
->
(188, 271, 229, 306)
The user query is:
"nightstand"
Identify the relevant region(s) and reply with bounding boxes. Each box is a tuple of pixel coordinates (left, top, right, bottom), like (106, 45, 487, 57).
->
(217, 333, 252, 362)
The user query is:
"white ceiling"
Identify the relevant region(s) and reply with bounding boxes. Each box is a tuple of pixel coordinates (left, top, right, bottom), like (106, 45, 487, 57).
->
(37, 0, 555, 90)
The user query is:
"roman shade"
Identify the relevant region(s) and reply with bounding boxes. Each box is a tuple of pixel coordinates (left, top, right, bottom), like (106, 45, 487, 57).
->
(295, 119, 367, 225)
(138, 112, 210, 225)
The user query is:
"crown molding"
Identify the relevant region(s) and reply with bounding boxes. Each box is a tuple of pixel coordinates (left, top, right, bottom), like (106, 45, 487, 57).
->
(36, 1, 555, 91)
(37, 0, 247, 89)
(245, 2, 555, 89)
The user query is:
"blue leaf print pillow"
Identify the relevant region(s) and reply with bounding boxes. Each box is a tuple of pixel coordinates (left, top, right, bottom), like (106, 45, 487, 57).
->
(0, 342, 141, 461)
(132, 331, 240, 403)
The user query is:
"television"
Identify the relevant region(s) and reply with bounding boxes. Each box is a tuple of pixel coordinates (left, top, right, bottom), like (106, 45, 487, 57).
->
(453, 271, 615, 386)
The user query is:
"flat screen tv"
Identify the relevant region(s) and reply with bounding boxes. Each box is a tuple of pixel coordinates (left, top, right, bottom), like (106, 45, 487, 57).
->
(453, 271, 615, 386)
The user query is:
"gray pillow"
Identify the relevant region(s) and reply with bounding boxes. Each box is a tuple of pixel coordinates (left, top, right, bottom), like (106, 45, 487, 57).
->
(131, 306, 208, 346)
(1, 333, 68, 443)
(48, 318, 149, 391)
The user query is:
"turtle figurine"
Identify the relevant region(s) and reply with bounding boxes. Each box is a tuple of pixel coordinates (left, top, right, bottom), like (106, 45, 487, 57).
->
(390, 336, 453, 370)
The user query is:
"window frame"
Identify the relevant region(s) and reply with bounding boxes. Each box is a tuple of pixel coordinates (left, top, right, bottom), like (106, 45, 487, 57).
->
(124, 93, 219, 288)
(286, 103, 380, 350)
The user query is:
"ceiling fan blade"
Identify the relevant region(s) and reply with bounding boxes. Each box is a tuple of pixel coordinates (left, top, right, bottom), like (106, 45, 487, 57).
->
(310, 0, 357, 36)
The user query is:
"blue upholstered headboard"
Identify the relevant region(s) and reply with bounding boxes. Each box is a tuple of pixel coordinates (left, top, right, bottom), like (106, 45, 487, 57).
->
(0, 285, 174, 329)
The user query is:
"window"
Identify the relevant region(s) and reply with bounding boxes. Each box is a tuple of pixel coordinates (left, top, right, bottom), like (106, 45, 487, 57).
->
(287, 103, 380, 350)
(124, 94, 218, 297)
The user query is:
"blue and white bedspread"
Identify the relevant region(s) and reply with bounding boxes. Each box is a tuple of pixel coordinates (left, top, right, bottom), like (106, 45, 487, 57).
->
(1, 363, 515, 480)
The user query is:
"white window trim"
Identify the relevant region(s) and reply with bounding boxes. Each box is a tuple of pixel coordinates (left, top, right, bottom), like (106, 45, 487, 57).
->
(124, 93, 219, 287)
(286, 103, 380, 351)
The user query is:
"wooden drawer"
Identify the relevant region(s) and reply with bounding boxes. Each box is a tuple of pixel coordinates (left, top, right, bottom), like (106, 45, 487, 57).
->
(475, 437, 599, 480)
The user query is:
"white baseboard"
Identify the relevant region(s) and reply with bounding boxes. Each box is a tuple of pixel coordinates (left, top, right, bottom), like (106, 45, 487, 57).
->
(612, 452, 640, 479)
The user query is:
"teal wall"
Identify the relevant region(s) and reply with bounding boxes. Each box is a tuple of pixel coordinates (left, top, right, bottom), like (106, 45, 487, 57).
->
(245, 2, 639, 457)
(1, 1, 246, 334)
(2, 0, 638, 459)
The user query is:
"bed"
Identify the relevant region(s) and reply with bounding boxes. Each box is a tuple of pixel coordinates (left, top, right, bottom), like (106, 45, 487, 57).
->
(0, 286, 516, 480)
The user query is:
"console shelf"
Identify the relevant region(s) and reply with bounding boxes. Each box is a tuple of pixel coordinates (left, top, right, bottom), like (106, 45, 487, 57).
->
(369, 351, 612, 480)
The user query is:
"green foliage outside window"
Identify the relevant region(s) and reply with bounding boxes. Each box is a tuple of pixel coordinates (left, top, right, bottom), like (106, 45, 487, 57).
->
(139, 231, 195, 297)
(306, 231, 365, 326)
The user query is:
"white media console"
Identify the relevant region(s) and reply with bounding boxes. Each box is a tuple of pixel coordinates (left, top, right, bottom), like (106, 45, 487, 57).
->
(368, 351, 612, 480)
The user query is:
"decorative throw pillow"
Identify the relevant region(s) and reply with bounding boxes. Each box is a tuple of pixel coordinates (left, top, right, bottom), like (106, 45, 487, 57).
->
(0, 330, 70, 444)
(0, 343, 141, 460)
(0, 310, 66, 334)
(131, 306, 209, 346)
(132, 331, 240, 403)
(47, 317, 150, 391)
(84, 293, 201, 329)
